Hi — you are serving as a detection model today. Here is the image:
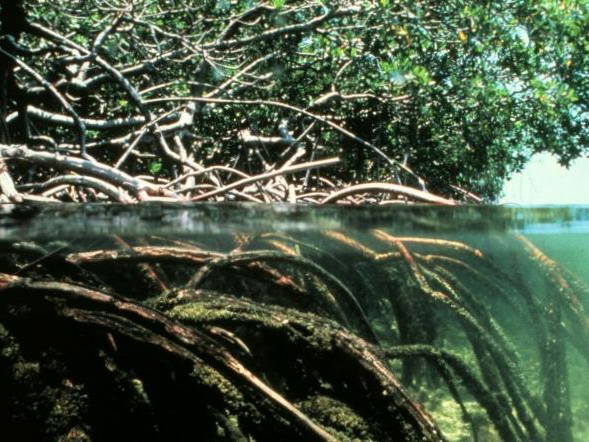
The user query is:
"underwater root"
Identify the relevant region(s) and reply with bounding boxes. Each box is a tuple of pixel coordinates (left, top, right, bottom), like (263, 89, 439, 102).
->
(1, 228, 587, 442)
(0, 273, 443, 441)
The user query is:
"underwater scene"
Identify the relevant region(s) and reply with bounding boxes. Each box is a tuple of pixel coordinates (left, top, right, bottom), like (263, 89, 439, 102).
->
(0, 204, 588, 442)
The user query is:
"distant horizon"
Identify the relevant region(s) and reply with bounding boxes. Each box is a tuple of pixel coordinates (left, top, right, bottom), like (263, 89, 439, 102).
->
(500, 152, 589, 205)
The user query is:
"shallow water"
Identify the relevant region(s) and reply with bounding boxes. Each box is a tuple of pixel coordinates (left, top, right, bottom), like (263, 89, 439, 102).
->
(1, 203, 588, 441)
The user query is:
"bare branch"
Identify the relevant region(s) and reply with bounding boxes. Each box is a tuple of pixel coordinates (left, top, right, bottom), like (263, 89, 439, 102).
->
(0, 143, 178, 200)
(320, 183, 456, 205)
(23, 174, 134, 203)
(190, 157, 340, 201)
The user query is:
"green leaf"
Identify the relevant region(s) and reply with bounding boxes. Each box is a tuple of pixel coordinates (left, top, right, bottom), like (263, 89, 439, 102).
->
(172, 82, 190, 96)
(149, 161, 163, 175)
(273, 0, 285, 8)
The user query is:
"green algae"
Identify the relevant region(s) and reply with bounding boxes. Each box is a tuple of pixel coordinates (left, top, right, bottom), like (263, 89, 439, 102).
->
(297, 395, 375, 441)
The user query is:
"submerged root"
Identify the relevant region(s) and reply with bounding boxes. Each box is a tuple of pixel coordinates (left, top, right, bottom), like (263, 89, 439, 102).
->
(0, 274, 442, 441)
(0, 228, 587, 441)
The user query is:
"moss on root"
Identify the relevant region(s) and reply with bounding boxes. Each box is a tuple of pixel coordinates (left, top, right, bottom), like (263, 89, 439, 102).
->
(0, 286, 441, 441)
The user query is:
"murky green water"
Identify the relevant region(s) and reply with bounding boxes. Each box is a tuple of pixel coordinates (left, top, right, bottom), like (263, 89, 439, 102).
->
(1, 204, 588, 441)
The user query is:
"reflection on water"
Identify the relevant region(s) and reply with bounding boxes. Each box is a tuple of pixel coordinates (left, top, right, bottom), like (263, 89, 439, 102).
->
(1, 204, 588, 441)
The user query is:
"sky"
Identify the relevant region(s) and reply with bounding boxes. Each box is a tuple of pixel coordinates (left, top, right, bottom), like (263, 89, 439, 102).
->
(500, 153, 589, 205)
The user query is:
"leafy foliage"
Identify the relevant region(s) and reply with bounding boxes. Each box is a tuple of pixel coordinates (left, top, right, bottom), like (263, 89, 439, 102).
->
(1, 0, 587, 201)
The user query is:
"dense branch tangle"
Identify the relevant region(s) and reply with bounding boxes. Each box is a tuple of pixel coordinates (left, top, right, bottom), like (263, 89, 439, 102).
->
(1, 223, 588, 440)
(0, 0, 458, 204)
